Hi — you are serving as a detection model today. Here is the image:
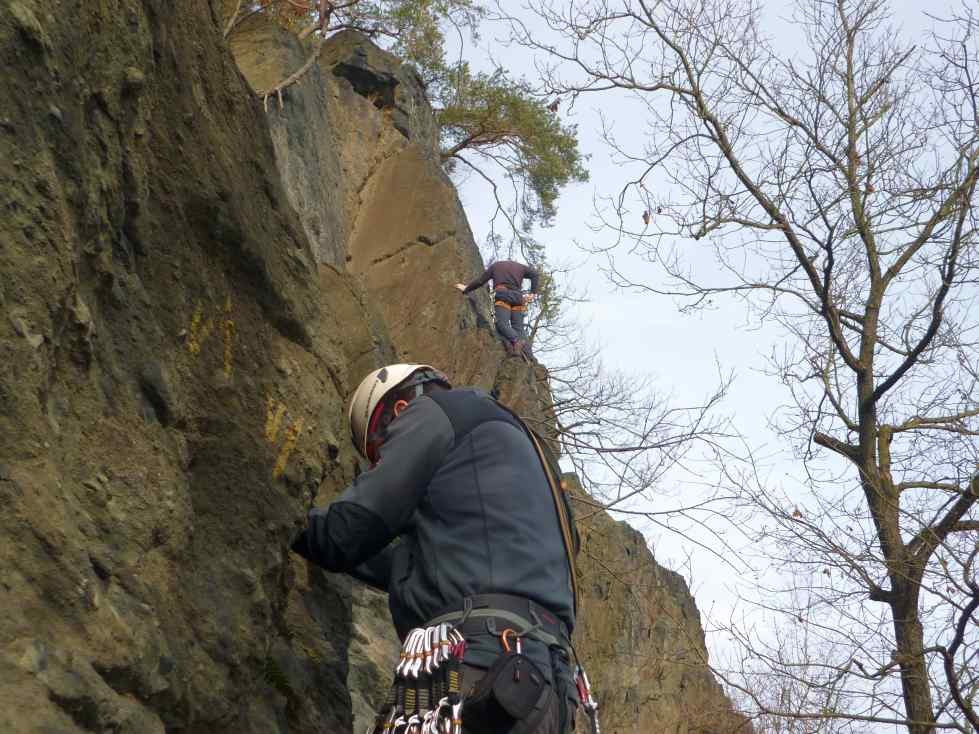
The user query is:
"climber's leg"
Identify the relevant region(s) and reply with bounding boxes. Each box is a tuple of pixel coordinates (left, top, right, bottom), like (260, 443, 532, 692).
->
(494, 302, 520, 347)
(510, 305, 526, 339)
(508, 306, 534, 361)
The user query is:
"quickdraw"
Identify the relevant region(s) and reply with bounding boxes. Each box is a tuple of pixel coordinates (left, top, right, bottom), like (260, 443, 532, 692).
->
(369, 623, 467, 734)
(575, 664, 602, 734)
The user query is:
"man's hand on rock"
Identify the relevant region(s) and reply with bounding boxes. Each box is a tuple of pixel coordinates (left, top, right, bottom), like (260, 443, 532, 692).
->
(454, 283, 467, 293)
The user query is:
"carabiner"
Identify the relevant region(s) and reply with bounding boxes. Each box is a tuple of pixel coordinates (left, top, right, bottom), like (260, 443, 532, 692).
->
(576, 665, 602, 733)
(499, 627, 518, 654)
(448, 628, 465, 659)
(439, 623, 451, 665)
(450, 701, 464, 734)
(407, 630, 426, 679)
(425, 626, 439, 674)
(398, 629, 424, 677)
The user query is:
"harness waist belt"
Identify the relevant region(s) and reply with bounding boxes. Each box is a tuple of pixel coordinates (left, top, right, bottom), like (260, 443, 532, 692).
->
(426, 593, 571, 650)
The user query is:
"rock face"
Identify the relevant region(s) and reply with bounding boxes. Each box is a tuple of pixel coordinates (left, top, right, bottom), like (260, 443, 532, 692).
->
(0, 3, 741, 733)
(568, 480, 748, 733)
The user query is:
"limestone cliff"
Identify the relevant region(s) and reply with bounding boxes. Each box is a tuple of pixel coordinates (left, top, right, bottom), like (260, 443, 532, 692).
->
(0, 2, 742, 732)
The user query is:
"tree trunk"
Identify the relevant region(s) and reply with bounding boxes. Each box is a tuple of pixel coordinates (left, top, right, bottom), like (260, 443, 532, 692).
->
(892, 592, 937, 734)
(854, 319, 936, 733)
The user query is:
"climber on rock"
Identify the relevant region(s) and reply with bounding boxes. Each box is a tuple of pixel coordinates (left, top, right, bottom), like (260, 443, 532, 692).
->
(291, 364, 582, 734)
(456, 260, 539, 361)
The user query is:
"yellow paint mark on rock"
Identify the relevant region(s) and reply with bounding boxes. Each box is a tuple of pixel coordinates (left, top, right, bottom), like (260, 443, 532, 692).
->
(187, 302, 214, 355)
(223, 295, 236, 378)
(265, 397, 287, 443)
(273, 417, 304, 479)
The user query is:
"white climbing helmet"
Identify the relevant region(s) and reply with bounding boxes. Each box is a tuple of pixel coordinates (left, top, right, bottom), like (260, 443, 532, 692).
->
(348, 364, 451, 460)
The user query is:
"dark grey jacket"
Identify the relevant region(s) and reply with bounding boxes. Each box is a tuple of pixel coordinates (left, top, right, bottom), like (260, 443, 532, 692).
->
(291, 388, 575, 643)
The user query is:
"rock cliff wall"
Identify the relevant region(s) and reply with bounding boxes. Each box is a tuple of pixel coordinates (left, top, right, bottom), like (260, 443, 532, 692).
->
(0, 2, 742, 732)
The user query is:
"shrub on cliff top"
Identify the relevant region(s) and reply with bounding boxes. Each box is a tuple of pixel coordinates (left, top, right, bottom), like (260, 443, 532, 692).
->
(224, 0, 586, 240)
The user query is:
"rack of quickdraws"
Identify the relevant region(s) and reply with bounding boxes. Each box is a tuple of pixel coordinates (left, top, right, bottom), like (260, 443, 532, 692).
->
(369, 623, 467, 734)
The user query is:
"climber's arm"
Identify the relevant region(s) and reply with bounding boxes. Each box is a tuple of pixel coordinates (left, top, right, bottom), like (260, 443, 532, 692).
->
(348, 545, 396, 592)
(462, 267, 493, 294)
(525, 266, 540, 294)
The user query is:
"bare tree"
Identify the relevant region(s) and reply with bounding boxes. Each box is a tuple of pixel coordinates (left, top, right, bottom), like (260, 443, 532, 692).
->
(502, 0, 979, 730)
(711, 460, 978, 732)
(932, 544, 979, 730)
(514, 267, 745, 572)
(720, 598, 861, 734)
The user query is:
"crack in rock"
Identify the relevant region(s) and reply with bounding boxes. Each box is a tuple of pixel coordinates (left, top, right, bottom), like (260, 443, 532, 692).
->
(368, 231, 455, 267)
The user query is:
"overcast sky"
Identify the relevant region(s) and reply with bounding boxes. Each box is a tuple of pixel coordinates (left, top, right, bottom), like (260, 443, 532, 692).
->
(452, 1, 949, 724)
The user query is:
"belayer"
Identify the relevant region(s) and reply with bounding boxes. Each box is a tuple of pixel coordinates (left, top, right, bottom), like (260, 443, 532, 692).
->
(291, 364, 600, 733)
(456, 260, 539, 361)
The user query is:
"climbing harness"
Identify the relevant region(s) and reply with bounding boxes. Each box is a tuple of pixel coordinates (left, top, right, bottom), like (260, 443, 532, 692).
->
(369, 609, 602, 734)
(369, 623, 466, 734)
